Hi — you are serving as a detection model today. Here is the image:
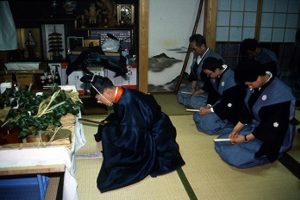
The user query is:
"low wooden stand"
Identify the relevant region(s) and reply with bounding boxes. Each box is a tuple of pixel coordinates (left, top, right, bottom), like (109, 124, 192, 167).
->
(0, 70, 44, 89)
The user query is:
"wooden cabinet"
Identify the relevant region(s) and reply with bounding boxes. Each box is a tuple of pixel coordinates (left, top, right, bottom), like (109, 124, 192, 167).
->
(7, 0, 149, 92)
(9, 0, 138, 62)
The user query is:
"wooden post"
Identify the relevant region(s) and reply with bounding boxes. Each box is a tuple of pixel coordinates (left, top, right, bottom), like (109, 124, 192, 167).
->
(138, 0, 149, 93)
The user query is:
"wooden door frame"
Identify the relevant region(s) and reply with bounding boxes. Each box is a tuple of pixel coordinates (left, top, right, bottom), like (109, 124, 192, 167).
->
(204, 0, 217, 49)
(138, 0, 149, 93)
(138, 0, 223, 92)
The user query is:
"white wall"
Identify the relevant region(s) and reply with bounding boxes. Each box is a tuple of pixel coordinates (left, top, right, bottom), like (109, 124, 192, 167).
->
(148, 0, 204, 89)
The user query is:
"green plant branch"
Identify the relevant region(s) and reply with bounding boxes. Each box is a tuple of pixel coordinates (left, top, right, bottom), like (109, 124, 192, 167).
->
(47, 126, 62, 144)
(35, 90, 62, 117)
(1, 115, 21, 128)
(34, 101, 66, 117)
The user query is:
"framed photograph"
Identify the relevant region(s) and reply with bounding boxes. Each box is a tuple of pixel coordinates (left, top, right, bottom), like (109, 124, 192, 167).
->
(117, 4, 135, 25)
(67, 36, 84, 53)
(16, 28, 43, 60)
(84, 39, 100, 47)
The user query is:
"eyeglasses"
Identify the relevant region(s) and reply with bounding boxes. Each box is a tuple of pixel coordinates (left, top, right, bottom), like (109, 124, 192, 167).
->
(189, 47, 200, 52)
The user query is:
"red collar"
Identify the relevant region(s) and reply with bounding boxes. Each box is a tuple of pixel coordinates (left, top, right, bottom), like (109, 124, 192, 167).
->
(113, 87, 124, 103)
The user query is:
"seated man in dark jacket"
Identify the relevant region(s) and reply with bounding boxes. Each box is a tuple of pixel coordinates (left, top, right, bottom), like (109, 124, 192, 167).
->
(193, 57, 247, 135)
(81, 74, 185, 193)
(215, 60, 295, 168)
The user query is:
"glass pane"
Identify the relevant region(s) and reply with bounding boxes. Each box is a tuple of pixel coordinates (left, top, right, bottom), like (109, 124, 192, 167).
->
(261, 13, 274, 27)
(230, 12, 243, 26)
(286, 14, 299, 28)
(260, 28, 272, 42)
(216, 27, 229, 41)
(284, 29, 297, 42)
(273, 13, 286, 27)
(245, 0, 257, 11)
(229, 27, 242, 41)
(231, 0, 244, 11)
(217, 11, 230, 26)
(242, 27, 255, 39)
(272, 28, 284, 42)
(218, 0, 231, 11)
(274, 0, 288, 12)
(243, 12, 256, 26)
(288, 0, 300, 13)
(262, 0, 275, 12)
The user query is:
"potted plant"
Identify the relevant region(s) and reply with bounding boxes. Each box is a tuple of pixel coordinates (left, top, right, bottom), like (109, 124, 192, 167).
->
(1, 86, 82, 143)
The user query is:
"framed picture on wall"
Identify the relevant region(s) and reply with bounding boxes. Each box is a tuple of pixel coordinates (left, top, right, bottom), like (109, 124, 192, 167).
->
(67, 36, 84, 54)
(117, 4, 134, 25)
(41, 24, 66, 61)
(16, 28, 43, 60)
(84, 39, 100, 47)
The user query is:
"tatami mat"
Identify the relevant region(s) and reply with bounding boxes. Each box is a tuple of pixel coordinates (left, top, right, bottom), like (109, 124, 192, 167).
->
(77, 116, 104, 155)
(171, 115, 300, 200)
(153, 93, 191, 115)
(76, 115, 189, 200)
(289, 131, 300, 162)
(289, 111, 300, 162)
(76, 114, 299, 199)
(76, 157, 189, 200)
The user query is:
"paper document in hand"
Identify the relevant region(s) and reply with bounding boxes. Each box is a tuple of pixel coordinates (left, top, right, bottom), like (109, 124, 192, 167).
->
(180, 91, 192, 94)
(186, 109, 200, 112)
(214, 138, 231, 142)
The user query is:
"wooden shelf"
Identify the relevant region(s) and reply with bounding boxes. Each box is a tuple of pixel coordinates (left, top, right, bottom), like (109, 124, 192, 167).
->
(0, 164, 65, 176)
(7, 0, 148, 93)
(0, 70, 44, 89)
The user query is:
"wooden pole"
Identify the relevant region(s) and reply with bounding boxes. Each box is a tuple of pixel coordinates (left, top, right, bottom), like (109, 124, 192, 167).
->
(174, 0, 204, 93)
(78, 118, 104, 125)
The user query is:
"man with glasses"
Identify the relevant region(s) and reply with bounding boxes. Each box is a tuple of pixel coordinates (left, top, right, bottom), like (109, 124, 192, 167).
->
(177, 34, 223, 109)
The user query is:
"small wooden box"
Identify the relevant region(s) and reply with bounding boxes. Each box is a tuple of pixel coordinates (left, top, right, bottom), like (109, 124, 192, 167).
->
(16, 74, 34, 86)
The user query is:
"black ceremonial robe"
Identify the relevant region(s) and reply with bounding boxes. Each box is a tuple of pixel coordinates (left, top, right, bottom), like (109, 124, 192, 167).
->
(97, 88, 185, 192)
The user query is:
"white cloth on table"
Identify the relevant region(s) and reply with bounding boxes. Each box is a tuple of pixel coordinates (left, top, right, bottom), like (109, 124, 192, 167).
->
(0, 114, 86, 200)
